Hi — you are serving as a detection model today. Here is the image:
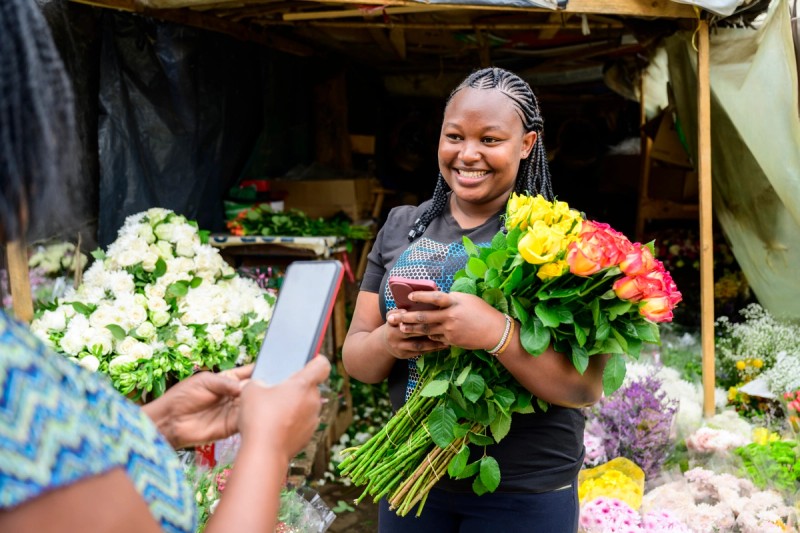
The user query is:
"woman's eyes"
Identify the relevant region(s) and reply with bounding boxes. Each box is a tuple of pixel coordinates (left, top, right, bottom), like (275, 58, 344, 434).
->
(444, 134, 501, 144)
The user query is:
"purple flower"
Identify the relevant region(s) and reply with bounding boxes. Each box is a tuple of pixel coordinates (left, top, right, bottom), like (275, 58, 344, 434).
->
(589, 374, 678, 480)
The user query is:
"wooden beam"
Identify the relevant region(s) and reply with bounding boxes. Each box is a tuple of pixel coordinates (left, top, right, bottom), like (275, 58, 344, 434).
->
(266, 20, 622, 30)
(538, 12, 566, 39)
(283, 5, 456, 20)
(68, 0, 315, 55)
(6, 241, 34, 323)
(389, 27, 407, 60)
(130, 0, 696, 18)
(290, 0, 697, 18)
(697, 18, 715, 418)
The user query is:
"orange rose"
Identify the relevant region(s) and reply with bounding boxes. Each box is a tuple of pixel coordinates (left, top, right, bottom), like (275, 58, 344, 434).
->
(567, 220, 634, 277)
(613, 276, 644, 302)
(619, 246, 656, 277)
(639, 293, 673, 322)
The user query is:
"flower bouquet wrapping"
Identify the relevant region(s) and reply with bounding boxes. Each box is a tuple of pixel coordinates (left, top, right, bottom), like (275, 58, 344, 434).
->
(30, 209, 273, 399)
(339, 194, 681, 516)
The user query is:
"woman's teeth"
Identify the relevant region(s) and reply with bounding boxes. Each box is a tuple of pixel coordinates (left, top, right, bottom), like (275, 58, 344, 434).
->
(459, 170, 489, 178)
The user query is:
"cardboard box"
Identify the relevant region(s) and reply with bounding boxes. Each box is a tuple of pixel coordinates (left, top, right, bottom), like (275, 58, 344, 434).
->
(270, 178, 378, 221)
(648, 110, 693, 169)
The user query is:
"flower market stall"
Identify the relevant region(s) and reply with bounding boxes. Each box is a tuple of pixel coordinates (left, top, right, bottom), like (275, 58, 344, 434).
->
(13, 0, 800, 530)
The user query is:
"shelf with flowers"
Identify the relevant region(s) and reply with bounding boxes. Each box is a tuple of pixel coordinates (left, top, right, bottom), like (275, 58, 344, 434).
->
(29, 208, 274, 401)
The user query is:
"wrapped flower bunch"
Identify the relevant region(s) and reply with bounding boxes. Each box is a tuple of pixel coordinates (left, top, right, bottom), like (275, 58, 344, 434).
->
(339, 194, 681, 516)
(31, 208, 273, 399)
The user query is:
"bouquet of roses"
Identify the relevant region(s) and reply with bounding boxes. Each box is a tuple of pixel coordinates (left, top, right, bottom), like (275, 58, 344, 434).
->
(30, 208, 273, 400)
(338, 193, 681, 516)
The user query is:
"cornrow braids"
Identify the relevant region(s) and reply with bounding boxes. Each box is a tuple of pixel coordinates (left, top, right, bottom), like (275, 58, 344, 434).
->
(0, 0, 79, 242)
(409, 67, 553, 241)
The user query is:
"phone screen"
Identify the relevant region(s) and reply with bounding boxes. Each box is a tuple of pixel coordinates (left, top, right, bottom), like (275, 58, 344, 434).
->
(252, 260, 343, 385)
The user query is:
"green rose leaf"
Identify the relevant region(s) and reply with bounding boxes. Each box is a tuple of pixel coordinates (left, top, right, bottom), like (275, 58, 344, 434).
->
(90, 248, 106, 261)
(491, 231, 507, 251)
(569, 342, 590, 375)
(453, 422, 471, 439)
(574, 323, 588, 347)
(70, 301, 95, 317)
(190, 276, 203, 289)
(153, 258, 167, 278)
(492, 387, 516, 411)
(462, 373, 485, 403)
(520, 317, 551, 355)
(611, 327, 628, 352)
(513, 393, 534, 414)
(420, 379, 449, 397)
(455, 460, 481, 480)
(595, 316, 610, 342)
(510, 295, 530, 323)
(534, 302, 565, 328)
(603, 353, 627, 396)
(479, 456, 501, 492)
(481, 288, 509, 314)
(472, 475, 488, 496)
(590, 298, 600, 323)
(448, 446, 470, 478)
(635, 321, 660, 343)
(455, 365, 472, 386)
(487, 250, 508, 270)
(427, 404, 457, 448)
(607, 300, 632, 320)
(466, 257, 488, 279)
(463, 236, 480, 257)
(502, 266, 523, 296)
(536, 398, 550, 412)
(468, 432, 494, 446)
(599, 337, 625, 354)
(450, 277, 477, 296)
(490, 411, 512, 442)
(106, 324, 127, 340)
(166, 280, 189, 299)
(506, 228, 522, 248)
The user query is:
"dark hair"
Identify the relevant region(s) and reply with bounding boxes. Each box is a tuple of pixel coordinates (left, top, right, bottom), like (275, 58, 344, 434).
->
(0, 0, 79, 242)
(408, 67, 554, 241)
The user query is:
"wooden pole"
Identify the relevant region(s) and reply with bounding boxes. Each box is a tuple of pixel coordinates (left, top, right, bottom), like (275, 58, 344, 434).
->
(7, 241, 34, 323)
(697, 18, 715, 418)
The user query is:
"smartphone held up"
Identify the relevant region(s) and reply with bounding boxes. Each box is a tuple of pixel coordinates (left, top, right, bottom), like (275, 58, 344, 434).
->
(252, 260, 344, 386)
(388, 276, 438, 312)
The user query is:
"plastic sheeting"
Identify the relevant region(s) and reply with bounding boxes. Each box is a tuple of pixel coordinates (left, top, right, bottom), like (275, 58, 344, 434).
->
(669, 0, 745, 16)
(97, 13, 265, 247)
(665, 0, 800, 318)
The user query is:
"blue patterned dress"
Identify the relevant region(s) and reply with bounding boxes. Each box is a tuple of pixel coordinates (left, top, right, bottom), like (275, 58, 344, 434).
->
(0, 312, 195, 532)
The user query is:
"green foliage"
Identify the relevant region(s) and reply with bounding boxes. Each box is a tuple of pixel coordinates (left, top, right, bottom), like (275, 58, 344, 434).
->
(228, 205, 373, 240)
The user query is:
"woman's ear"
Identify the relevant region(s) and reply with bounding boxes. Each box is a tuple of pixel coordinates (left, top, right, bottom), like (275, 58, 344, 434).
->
(521, 131, 537, 159)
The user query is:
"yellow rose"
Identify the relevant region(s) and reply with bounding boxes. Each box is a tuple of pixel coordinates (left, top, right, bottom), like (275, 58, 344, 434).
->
(528, 195, 556, 225)
(506, 203, 532, 231)
(517, 221, 561, 265)
(537, 260, 568, 281)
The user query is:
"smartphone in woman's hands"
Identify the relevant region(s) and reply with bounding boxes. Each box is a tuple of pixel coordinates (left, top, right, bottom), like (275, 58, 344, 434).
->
(388, 276, 438, 312)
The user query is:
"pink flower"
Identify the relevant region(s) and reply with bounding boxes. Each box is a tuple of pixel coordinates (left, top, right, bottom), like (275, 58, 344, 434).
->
(567, 221, 634, 276)
(641, 510, 691, 532)
(613, 276, 645, 302)
(620, 246, 656, 277)
(580, 497, 643, 533)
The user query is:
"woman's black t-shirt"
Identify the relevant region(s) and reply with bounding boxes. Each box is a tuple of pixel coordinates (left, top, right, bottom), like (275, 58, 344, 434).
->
(361, 197, 585, 494)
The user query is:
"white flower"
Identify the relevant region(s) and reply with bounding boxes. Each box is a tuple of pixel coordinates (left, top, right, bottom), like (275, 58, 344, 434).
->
(137, 223, 156, 244)
(206, 324, 225, 345)
(176, 326, 196, 346)
(151, 310, 171, 327)
(154, 240, 174, 260)
(128, 341, 154, 361)
(154, 222, 177, 242)
(225, 330, 243, 348)
(177, 344, 192, 357)
(141, 251, 160, 272)
(135, 321, 156, 340)
(109, 354, 139, 369)
(38, 309, 67, 332)
(145, 208, 169, 225)
(116, 336, 140, 356)
(85, 327, 113, 355)
(78, 355, 100, 372)
(144, 284, 166, 301)
(175, 239, 195, 258)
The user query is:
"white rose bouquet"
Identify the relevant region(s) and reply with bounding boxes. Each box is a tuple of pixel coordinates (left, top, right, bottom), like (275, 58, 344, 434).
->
(31, 208, 273, 399)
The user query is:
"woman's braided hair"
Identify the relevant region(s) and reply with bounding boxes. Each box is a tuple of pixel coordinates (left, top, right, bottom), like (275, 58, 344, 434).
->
(408, 67, 553, 241)
(0, 0, 79, 241)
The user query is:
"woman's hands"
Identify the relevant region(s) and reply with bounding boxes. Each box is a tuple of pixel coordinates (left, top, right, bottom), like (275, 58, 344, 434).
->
(383, 309, 448, 359)
(391, 290, 507, 352)
(143, 365, 253, 450)
(237, 355, 330, 462)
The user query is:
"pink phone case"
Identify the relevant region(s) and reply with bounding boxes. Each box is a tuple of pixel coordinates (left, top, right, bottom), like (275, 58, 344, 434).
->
(388, 276, 438, 311)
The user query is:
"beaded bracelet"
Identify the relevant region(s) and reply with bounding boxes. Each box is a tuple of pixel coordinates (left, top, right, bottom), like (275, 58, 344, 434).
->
(488, 314, 513, 356)
(492, 319, 515, 357)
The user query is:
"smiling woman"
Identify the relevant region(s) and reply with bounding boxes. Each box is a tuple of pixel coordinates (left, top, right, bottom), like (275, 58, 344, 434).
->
(342, 67, 607, 533)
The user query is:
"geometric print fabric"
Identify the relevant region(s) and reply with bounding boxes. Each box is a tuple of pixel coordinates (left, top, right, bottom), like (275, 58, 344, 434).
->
(0, 312, 195, 532)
